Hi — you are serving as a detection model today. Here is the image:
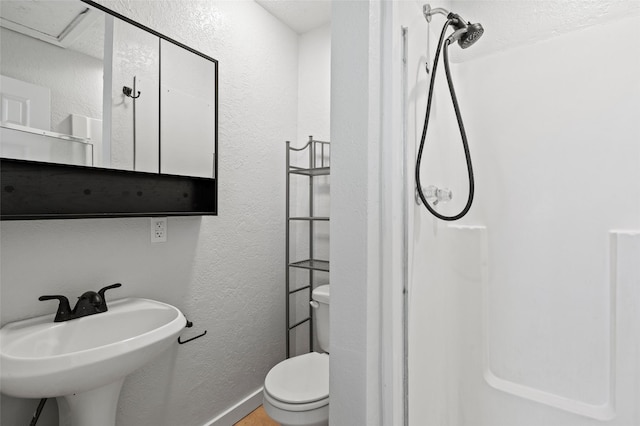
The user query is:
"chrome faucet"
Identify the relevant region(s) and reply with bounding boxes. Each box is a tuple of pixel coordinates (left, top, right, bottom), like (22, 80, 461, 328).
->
(39, 283, 122, 322)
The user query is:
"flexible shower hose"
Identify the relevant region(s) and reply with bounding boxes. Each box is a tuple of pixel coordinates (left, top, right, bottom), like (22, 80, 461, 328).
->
(29, 398, 47, 425)
(415, 19, 475, 221)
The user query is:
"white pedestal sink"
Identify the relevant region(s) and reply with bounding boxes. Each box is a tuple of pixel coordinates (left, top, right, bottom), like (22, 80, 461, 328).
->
(0, 298, 186, 426)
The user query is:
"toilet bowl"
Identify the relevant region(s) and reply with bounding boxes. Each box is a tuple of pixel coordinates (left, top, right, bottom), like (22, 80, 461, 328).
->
(263, 285, 330, 426)
(263, 352, 329, 426)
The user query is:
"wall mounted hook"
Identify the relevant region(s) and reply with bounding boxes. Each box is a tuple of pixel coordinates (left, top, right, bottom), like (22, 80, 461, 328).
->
(122, 86, 141, 99)
(123, 75, 141, 99)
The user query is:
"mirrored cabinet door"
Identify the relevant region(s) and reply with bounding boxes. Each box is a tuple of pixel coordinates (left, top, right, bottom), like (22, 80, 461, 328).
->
(160, 39, 216, 178)
(106, 14, 160, 173)
(0, 1, 105, 167)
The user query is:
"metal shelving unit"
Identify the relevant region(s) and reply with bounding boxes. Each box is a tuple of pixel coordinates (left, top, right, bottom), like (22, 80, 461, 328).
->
(285, 136, 330, 358)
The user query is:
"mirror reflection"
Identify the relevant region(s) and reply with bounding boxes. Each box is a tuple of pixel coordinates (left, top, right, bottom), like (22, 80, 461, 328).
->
(0, 1, 104, 167)
(0, 0, 217, 179)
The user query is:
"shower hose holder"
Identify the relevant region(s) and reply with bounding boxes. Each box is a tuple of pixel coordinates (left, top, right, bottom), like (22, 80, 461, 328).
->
(416, 185, 453, 206)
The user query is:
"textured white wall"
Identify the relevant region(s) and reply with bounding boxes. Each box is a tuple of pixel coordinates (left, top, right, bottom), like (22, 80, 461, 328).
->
(296, 23, 331, 144)
(0, 1, 299, 425)
(406, 1, 640, 425)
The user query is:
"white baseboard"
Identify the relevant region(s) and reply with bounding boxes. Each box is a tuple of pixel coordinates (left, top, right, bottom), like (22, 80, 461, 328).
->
(202, 387, 264, 426)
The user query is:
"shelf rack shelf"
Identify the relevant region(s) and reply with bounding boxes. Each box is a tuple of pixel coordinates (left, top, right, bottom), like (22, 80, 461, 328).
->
(289, 259, 330, 272)
(289, 166, 330, 177)
(285, 136, 330, 358)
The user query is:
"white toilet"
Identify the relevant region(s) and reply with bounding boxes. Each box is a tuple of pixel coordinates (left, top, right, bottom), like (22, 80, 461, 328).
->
(263, 285, 330, 426)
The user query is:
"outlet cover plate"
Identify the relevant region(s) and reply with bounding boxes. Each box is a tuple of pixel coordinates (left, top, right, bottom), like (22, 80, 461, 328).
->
(151, 217, 167, 243)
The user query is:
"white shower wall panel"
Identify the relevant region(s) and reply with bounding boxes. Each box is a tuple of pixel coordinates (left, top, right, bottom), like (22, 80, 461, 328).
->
(400, 1, 466, 425)
(417, 227, 640, 425)
(409, 11, 640, 426)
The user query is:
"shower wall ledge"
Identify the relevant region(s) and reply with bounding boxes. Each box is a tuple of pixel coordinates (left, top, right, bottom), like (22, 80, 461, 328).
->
(447, 226, 640, 421)
(483, 369, 615, 421)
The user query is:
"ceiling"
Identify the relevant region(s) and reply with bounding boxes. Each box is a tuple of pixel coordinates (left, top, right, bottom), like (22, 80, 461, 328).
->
(255, 0, 331, 35)
(0, 0, 104, 59)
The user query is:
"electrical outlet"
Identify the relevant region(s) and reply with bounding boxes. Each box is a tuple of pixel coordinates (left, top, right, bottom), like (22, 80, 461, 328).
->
(151, 217, 167, 243)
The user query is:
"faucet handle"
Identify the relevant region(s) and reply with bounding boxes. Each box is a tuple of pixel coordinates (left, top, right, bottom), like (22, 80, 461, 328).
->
(39, 294, 70, 304)
(97, 283, 122, 310)
(38, 295, 72, 322)
(98, 283, 122, 297)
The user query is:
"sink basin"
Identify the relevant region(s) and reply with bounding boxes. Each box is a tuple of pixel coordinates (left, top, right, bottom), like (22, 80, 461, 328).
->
(0, 297, 186, 425)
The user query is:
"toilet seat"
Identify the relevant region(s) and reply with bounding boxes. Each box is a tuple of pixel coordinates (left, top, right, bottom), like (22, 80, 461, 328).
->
(264, 352, 329, 412)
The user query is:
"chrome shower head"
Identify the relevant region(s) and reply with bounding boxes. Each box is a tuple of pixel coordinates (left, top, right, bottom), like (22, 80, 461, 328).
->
(447, 21, 484, 48)
(424, 4, 484, 49)
(459, 22, 484, 48)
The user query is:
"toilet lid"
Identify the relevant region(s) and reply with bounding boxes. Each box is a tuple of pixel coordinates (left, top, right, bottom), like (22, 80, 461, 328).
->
(264, 352, 329, 404)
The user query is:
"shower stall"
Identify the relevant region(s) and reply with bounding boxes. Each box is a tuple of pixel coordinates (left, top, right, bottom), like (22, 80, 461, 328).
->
(400, 1, 640, 425)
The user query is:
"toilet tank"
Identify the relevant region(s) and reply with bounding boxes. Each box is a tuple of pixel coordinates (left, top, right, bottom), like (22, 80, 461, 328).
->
(311, 285, 330, 353)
